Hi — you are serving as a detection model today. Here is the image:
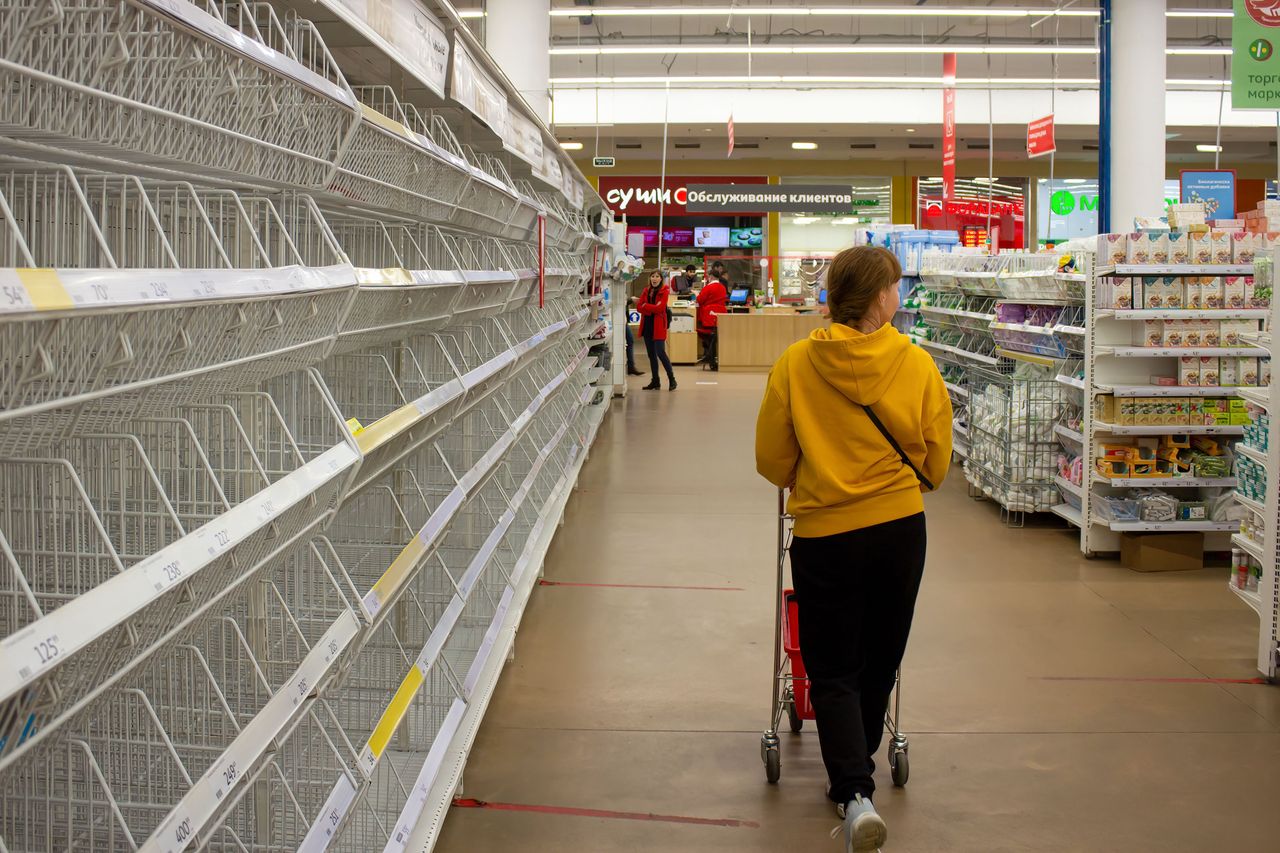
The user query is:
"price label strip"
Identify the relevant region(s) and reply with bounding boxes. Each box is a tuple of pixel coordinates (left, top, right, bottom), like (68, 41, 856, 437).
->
(0, 265, 355, 315)
(0, 444, 358, 704)
(383, 700, 467, 853)
(143, 610, 360, 853)
(298, 772, 358, 853)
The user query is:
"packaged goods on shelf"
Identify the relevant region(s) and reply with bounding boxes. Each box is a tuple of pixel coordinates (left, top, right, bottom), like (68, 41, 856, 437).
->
(964, 362, 1066, 516)
(1137, 491, 1180, 522)
(1232, 549, 1263, 592)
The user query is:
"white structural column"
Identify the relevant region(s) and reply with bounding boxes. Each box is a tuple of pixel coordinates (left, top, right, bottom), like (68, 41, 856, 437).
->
(1110, 0, 1167, 229)
(485, 0, 552, 123)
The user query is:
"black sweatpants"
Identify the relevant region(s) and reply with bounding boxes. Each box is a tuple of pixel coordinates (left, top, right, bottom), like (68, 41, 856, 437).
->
(790, 512, 926, 804)
(644, 335, 676, 385)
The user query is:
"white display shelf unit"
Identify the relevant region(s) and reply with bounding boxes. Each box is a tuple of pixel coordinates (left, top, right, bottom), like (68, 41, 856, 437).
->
(1224, 244, 1280, 679)
(1076, 251, 1268, 566)
(0, 1, 613, 851)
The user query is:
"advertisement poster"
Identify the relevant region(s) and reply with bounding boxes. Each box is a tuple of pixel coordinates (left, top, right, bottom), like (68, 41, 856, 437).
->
(1180, 170, 1237, 219)
(1233, 0, 1280, 109)
(942, 53, 957, 201)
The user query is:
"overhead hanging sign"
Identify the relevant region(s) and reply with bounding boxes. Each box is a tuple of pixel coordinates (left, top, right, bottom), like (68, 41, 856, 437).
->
(504, 105, 544, 168)
(1026, 114, 1056, 158)
(727, 112, 735, 159)
(330, 0, 449, 99)
(1180, 169, 1237, 219)
(685, 184, 860, 214)
(1232, 0, 1280, 108)
(450, 38, 507, 134)
(598, 175, 768, 216)
(942, 53, 957, 201)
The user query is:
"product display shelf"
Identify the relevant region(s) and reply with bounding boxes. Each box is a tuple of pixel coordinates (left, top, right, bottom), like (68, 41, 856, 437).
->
(0, 1, 612, 850)
(1225, 244, 1280, 678)
(1050, 502, 1084, 528)
(1082, 251, 1265, 560)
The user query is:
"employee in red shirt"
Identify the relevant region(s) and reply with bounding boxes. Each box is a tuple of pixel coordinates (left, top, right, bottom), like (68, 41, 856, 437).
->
(697, 274, 729, 370)
(637, 270, 677, 391)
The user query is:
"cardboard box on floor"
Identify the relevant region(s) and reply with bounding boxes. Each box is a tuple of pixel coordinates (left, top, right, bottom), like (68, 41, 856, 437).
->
(1119, 532, 1204, 572)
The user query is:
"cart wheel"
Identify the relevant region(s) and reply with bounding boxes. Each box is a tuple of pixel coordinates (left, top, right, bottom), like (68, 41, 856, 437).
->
(786, 700, 803, 733)
(889, 749, 909, 787)
(764, 747, 781, 783)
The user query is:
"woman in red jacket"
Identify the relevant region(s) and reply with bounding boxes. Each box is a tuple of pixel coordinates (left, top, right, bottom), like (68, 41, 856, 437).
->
(696, 275, 729, 370)
(637, 270, 677, 391)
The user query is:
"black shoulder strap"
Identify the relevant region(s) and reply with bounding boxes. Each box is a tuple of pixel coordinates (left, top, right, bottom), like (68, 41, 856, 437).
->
(860, 404, 934, 491)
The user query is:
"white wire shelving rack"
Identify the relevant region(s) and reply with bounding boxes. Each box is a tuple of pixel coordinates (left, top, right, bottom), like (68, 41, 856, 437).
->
(0, 1, 612, 849)
(918, 251, 1084, 524)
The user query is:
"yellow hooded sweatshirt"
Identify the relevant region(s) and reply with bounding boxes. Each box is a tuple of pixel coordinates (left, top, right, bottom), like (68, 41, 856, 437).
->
(755, 322, 953, 538)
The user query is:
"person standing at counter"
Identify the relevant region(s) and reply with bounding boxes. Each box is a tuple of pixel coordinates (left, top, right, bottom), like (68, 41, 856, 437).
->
(637, 270, 678, 391)
(672, 264, 698, 296)
(696, 275, 728, 371)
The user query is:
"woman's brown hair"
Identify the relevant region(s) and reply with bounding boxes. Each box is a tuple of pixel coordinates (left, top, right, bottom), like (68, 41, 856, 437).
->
(825, 246, 902, 327)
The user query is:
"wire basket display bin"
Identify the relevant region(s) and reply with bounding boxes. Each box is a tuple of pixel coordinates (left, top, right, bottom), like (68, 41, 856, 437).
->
(761, 491, 909, 789)
(964, 361, 1068, 524)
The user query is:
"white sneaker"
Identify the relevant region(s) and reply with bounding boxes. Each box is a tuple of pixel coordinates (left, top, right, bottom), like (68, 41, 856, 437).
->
(830, 794, 886, 852)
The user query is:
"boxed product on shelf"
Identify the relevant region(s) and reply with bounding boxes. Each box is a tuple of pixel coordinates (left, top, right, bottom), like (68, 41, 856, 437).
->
(1168, 232, 1191, 264)
(1183, 276, 1204, 309)
(1202, 358, 1222, 387)
(1233, 232, 1263, 263)
(1095, 495, 1140, 521)
(1221, 358, 1239, 386)
(1211, 232, 1233, 264)
(1204, 323, 1222, 346)
(1179, 356, 1201, 385)
(1099, 233, 1129, 265)
(1177, 501, 1209, 520)
(1223, 276, 1249, 309)
(1203, 276, 1225, 309)
(1101, 277, 1134, 308)
(1161, 320, 1184, 347)
(1221, 319, 1257, 346)
(1128, 232, 1157, 264)
(1183, 320, 1205, 347)
(1263, 360, 1272, 386)
(1138, 491, 1179, 522)
(1189, 232, 1213, 263)
(1240, 358, 1261, 386)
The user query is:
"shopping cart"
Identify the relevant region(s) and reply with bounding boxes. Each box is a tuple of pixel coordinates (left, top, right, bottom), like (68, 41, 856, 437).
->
(761, 490, 911, 787)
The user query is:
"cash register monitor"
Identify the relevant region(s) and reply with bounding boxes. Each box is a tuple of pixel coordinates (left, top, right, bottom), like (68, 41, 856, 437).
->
(729, 288, 749, 305)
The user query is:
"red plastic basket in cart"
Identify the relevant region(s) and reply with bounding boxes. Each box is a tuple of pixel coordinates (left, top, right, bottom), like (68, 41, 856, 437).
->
(781, 589, 814, 730)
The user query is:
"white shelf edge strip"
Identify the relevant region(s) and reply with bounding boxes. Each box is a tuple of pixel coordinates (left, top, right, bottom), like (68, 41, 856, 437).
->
(398, 430, 592, 853)
(1232, 533, 1265, 563)
(1100, 346, 1270, 358)
(142, 609, 361, 853)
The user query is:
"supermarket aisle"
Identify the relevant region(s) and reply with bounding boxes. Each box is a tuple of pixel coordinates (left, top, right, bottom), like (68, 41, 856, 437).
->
(436, 368, 1280, 853)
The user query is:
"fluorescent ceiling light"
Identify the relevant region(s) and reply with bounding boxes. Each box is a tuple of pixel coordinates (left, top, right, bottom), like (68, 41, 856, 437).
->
(792, 216, 821, 225)
(1063, 179, 1089, 184)
(551, 44, 1100, 56)
(792, 141, 818, 150)
(559, 140, 584, 150)
(551, 75, 1229, 89)
(549, 5, 1228, 17)
(549, 6, 1097, 17)
(1196, 144, 1224, 153)
(457, 9, 485, 18)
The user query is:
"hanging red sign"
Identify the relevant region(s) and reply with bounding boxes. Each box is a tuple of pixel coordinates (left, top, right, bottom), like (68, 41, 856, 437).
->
(942, 53, 957, 202)
(727, 112, 735, 158)
(1027, 114, 1056, 158)
(537, 214, 546, 309)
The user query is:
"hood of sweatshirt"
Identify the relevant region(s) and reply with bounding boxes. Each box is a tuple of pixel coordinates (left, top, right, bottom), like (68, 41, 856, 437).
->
(804, 322, 911, 406)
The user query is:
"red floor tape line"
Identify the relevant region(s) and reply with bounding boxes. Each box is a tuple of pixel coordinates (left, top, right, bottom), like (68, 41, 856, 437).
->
(1039, 675, 1268, 685)
(538, 579, 744, 591)
(451, 798, 760, 829)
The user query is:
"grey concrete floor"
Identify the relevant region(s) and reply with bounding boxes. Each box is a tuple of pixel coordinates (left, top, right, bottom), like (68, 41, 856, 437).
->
(436, 368, 1280, 852)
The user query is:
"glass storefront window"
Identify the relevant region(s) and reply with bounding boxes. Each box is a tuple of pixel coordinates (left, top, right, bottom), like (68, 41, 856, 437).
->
(1036, 179, 1181, 245)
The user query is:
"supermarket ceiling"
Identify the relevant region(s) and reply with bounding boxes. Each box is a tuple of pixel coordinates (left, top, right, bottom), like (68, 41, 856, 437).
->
(454, 0, 1260, 163)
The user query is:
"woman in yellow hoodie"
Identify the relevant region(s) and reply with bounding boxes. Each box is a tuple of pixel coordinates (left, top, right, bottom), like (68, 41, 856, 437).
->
(755, 245, 952, 853)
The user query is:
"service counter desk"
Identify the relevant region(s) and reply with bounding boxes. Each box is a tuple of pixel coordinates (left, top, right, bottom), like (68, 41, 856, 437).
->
(717, 311, 827, 371)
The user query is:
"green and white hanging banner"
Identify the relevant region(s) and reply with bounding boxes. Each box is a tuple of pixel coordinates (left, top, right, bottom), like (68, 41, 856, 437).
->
(1232, 0, 1280, 109)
